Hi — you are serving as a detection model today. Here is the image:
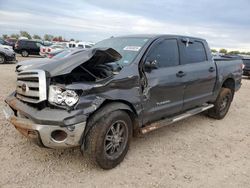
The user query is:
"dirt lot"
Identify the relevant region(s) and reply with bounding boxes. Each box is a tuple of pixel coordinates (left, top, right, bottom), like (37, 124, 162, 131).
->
(0, 55, 250, 188)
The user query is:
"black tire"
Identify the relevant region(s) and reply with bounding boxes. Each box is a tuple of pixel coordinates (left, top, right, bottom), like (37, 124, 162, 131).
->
(0, 54, 5, 64)
(84, 110, 132, 169)
(21, 50, 29, 57)
(207, 88, 233, 119)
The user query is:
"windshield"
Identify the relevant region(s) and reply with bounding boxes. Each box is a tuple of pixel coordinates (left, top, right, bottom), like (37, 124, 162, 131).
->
(93, 37, 149, 66)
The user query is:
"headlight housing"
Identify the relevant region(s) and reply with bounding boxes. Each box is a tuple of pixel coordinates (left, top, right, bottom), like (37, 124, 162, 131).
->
(48, 85, 79, 107)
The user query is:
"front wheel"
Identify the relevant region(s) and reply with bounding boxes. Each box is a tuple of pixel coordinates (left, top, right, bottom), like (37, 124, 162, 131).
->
(84, 110, 132, 169)
(207, 88, 233, 119)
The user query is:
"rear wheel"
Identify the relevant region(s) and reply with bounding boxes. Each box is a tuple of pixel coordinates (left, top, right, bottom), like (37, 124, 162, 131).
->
(21, 50, 29, 57)
(207, 88, 233, 119)
(84, 110, 132, 169)
(0, 54, 5, 64)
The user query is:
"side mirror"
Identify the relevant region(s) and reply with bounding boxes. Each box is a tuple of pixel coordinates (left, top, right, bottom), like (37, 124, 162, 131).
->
(144, 60, 158, 71)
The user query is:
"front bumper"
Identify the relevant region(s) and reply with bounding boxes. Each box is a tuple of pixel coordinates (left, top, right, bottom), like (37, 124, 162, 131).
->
(3, 100, 86, 149)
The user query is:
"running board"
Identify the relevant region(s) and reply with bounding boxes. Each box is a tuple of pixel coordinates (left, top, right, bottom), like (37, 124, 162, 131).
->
(140, 103, 214, 134)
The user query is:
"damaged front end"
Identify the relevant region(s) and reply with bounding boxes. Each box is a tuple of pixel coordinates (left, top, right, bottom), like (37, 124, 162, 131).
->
(4, 48, 126, 148)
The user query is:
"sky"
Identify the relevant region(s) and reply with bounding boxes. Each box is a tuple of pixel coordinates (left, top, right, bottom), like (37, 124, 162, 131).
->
(0, 0, 250, 51)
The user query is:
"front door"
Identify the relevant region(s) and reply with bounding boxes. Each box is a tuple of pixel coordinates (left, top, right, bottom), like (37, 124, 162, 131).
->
(142, 38, 184, 124)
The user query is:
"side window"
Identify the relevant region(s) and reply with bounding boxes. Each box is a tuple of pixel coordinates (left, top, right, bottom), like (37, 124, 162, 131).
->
(182, 41, 207, 64)
(27, 42, 36, 48)
(148, 39, 179, 68)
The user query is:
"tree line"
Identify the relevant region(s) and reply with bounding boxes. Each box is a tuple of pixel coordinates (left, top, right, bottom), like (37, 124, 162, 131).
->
(2, 31, 76, 42)
(210, 49, 250, 55)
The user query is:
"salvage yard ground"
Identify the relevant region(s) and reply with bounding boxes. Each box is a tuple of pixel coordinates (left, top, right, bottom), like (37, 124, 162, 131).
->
(0, 55, 250, 187)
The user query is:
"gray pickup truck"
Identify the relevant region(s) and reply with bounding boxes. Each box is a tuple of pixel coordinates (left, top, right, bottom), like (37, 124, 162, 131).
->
(4, 35, 243, 169)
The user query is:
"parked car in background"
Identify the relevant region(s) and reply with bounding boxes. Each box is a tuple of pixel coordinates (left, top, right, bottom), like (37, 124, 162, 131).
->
(5, 34, 243, 169)
(15, 39, 51, 57)
(40, 44, 66, 57)
(0, 45, 16, 64)
(47, 49, 64, 58)
(5, 38, 17, 49)
(76, 42, 94, 48)
(16, 48, 85, 72)
(0, 38, 13, 50)
(66, 41, 77, 48)
(15, 39, 42, 57)
(242, 57, 250, 77)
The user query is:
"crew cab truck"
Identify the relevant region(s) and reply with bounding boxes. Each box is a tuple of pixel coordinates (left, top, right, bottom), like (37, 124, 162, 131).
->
(4, 35, 243, 169)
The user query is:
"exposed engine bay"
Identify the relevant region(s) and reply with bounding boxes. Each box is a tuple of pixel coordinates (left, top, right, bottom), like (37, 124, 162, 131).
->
(51, 62, 122, 84)
(46, 48, 123, 84)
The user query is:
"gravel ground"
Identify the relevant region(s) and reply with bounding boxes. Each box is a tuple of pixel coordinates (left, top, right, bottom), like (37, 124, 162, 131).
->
(0, 55, 250, 188)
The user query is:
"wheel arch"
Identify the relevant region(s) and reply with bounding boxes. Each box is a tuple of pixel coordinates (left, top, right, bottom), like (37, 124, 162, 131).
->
(81, 99, 140, 151)
(221, 77, 235, 97)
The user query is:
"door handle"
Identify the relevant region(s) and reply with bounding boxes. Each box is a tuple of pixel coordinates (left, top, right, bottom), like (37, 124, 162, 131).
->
(209, 67, 215, 72)
(176, 71, 186, 77)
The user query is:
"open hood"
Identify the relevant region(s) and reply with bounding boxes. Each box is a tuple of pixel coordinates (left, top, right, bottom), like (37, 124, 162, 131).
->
(29, 48, 122, 77)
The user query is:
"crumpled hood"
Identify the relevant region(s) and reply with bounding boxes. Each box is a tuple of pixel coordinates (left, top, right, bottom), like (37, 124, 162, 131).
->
(28, 48, 122, 77)
(17, 58, 52, 66)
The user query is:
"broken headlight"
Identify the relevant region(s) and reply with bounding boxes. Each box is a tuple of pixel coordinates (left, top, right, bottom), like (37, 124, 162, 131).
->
(48, 85, 79, 107)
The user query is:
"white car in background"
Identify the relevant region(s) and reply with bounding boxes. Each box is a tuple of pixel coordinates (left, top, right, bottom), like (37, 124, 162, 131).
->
(66, 41, 95, 48)
(40, 44, 66, 57)
(76, 42, 94, 48)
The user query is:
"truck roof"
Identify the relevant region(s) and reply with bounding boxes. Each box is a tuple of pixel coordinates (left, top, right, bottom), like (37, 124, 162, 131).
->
(116, 34, 206, 41)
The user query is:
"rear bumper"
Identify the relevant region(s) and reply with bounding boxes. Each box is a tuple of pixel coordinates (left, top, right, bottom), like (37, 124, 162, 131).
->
(3, 104, 86, 148)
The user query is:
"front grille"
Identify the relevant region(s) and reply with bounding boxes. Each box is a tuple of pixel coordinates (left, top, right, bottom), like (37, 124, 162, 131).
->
(16, 70, 47, 103)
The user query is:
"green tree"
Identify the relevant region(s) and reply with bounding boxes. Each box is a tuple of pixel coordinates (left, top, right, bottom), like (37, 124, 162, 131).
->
(10, 34, 20, 39)
(70, 38, 75, 41)
(44, 34, 54, 41)
(228, 51, 240, 55)
(219, 49, 227, 54)
(211, 49, 217, 53)
(20, 31, 32, 39)
(2, 34, 8, 39)
(33, 34, 41, 40)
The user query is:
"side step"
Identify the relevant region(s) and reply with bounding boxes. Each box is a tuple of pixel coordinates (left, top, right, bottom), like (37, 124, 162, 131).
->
(140, 103, 214, 134)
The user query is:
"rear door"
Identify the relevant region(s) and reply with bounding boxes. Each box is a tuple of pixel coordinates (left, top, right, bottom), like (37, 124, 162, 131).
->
(142, 38, 184, 124)
(178, 39, 216, 110)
